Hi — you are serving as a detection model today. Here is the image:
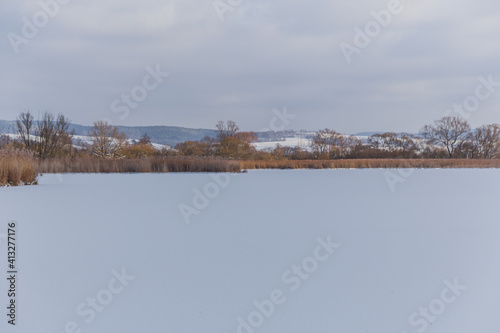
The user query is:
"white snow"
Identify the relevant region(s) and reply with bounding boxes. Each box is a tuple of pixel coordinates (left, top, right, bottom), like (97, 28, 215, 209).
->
(3, 133, 172, 150)
(254, 137, 312, 150)
(1, 170, 500, 332)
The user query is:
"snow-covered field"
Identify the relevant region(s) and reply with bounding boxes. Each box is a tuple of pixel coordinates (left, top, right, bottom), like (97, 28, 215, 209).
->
(2, 133, 172, 150)
(254, 137, 312, 150)
(1, 170, 500, 333)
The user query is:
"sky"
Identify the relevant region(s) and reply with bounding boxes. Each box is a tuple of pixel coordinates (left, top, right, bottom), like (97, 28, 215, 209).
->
(1, 0, 500, 134)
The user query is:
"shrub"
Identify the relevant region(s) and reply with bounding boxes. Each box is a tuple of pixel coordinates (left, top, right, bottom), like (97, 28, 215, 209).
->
(121, 143, 157, 158)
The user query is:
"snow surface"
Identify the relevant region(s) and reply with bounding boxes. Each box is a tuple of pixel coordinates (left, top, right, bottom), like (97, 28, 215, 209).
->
(254, 137, 312, 150)
(1, 170, 500, 333)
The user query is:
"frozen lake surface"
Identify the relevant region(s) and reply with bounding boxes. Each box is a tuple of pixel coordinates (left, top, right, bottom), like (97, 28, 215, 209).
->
(1, 170, 500, 333)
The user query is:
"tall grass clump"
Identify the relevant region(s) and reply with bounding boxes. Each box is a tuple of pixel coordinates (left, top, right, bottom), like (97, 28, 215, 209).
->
(0, 149, 38, 186)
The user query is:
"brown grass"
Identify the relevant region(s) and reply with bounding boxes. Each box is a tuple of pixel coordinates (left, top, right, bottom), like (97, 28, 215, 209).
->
(0, 149, 38, 186)
(38, 156, 241, 174)
(4, 155, 498, 186)
(240, 159, 500, 170)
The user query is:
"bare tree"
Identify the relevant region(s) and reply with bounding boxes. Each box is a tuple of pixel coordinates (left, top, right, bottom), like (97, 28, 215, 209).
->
(216, 120, 239, 141)
(89, 121, 127, 158)
(312, 129, 360, 159)
(398, 133, 419, 152)
(465, 124, 500, 159)
(420, 116, 471, 158)
(16, 111, 35, 150)
(16, 111, 72, 158)
(368, 133, 400, 152)
(312, 129, 341, 156)
(34, 112, 72, 159)
(368, 132, 418, 157)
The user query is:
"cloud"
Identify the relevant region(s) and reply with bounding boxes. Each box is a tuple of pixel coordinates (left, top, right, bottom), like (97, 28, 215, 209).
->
(1, 0, 500, 133)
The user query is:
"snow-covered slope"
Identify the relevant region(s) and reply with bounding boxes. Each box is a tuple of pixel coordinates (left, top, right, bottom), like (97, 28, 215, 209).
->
(1, 170, 499, 332)
(3, 133, 172, 150)
(254, 137, 312, 150)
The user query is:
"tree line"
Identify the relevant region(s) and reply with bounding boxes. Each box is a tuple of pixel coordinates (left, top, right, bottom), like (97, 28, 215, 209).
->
(1, 111, 499, 161)
(1, 112, 159, 159)
(174, 117, 500, 160)
(306, 117, 499, 160)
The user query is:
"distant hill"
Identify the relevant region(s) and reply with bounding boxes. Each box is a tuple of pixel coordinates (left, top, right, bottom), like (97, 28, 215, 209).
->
(352, 131, 385, 137)
(0, 120, 216, 146)
(0, 120, 16, 133)
(70, 125, 217, 146)
(353, 131, 422, 138)
(0, 119, 422, 146)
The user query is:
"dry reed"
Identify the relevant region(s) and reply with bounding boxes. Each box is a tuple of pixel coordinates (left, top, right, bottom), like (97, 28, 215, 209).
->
(37, 156, 241, 174)
(240, 159, 500, 170)
(0, 149, 38, 186)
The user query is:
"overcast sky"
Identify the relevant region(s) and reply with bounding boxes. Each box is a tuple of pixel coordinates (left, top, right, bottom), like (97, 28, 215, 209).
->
(1, 0, 500, 133)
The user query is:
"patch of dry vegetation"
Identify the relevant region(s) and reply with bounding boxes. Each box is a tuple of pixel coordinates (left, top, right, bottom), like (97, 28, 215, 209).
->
(240, 159, 500, 170)
(38, 156, 241, 174)
(0, 149, 38, 186)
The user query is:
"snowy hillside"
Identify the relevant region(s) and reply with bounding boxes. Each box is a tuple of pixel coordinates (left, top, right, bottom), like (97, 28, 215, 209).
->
(2, 133, 172, 151)
(254, 137, 313, 150)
